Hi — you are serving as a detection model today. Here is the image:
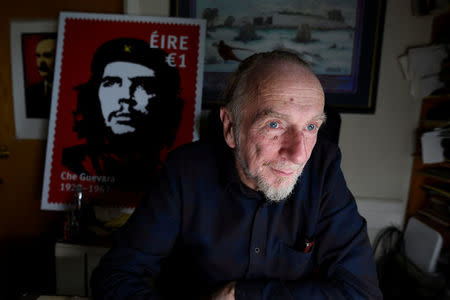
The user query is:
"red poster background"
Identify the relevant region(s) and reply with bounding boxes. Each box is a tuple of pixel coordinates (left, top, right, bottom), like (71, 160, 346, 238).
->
(44, 16, 202, 208)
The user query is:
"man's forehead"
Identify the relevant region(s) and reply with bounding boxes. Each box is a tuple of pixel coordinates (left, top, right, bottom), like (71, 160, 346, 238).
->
(246, 61, 321, 89)
(260, 63, 320, 86)
(246, 64, 324, 104)
(257, 86, 324, 99)
(102, 61, 155, 77)
(254, 108, 326, 122)
(36, 39, 56, 52)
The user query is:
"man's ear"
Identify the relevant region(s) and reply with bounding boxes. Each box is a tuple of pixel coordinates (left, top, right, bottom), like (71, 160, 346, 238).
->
(220, 107, 236, 149)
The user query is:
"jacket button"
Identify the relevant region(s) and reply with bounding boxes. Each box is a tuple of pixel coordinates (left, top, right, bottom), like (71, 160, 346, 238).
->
(254, 247, 260, 254)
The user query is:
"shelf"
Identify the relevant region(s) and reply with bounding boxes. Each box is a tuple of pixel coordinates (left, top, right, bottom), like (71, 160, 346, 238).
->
(421, 120, 450, 130)
(421, 183, 450, 198)
(406, 94, 449, 248)
(417, 207, 450, 227)
(423, 94, 450, 100)
(418, 166, 450, 183)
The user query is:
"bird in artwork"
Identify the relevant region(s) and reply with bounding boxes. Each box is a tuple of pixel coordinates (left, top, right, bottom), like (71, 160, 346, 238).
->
(212, 40, 252, 62)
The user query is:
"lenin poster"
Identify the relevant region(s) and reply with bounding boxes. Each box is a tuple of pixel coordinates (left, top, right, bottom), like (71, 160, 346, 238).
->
(41, 12, 205, 210)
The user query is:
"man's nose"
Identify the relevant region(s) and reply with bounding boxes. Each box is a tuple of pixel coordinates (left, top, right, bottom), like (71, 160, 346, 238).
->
(39, 61, 48, 69)
(117, 82, 136, 105)
(280, 129, 308, 165)
(118, 96, 136, 107)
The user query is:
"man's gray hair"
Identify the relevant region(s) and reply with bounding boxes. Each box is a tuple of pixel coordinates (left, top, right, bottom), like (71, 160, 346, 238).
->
(222, 49, 311, 128)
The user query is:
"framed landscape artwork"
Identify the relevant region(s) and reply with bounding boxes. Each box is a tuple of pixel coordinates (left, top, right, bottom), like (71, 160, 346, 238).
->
(175, 0, 386, 113)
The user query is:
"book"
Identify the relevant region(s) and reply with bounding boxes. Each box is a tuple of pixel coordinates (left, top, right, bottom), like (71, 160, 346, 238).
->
(417, 207, 450, 227)
(417, 208, 450, 227)
(428, 192, 450, 217)
(418, 166, 450, 182)
(422, 183, 450, 198)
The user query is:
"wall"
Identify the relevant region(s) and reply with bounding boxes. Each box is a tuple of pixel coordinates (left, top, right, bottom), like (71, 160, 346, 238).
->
(339, 0, 435, 240)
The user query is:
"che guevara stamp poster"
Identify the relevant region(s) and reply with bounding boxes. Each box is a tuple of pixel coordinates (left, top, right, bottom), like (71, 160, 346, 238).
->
(41, 12, 205, 210)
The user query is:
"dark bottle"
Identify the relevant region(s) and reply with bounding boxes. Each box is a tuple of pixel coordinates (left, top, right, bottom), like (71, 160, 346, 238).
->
(64, 185, 83, 242)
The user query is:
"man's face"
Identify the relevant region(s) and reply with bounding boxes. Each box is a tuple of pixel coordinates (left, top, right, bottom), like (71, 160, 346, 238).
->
(35, 38, 56, 79)
(223, 63, 325, 202)
(98, 61, 157, 135)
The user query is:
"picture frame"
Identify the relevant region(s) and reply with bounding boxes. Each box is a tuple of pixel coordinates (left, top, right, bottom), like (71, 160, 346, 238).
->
(124, 0, 170, 16)
(10, 19, 58, 139)
(41, 12, 205, 210)
(174, 0, 386, 113)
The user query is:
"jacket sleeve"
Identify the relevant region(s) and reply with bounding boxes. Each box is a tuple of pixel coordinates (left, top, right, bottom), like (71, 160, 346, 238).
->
(90, 166, 181, 300)
(235, 149, 383, 300)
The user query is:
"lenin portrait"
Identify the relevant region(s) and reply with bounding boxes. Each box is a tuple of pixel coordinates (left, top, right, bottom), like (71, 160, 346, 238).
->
(23, 33, 57, 119)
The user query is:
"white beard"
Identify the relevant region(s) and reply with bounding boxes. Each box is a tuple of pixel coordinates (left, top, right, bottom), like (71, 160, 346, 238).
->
(235, 147, 302, 202)
(254, 169, 301, 202)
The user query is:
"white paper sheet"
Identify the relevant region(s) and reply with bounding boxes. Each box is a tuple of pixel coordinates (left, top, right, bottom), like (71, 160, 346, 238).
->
(421, 129, 446, 164)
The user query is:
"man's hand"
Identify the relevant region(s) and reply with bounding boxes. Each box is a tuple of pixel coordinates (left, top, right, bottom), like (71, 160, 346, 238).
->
(210, 281, 236, 300)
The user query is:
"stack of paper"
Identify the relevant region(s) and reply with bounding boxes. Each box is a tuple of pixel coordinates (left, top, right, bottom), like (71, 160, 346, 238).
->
(398, 44, 447, 99)
(421, 127, 450, 163)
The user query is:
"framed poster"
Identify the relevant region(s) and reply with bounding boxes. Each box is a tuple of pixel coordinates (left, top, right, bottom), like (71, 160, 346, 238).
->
(41, 12, 205, 210)
(10, 20, 57, 139)
(175, 0, 386, 113)
(124, 0, 170, 16)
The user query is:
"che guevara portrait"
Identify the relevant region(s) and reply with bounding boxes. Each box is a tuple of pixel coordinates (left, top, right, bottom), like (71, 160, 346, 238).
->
(61, 38, 184, 191)
(41, 13, 204, 210)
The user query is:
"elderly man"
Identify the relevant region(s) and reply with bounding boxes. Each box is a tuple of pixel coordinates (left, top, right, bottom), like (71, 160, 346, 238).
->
(91, 50, 382, 299)
(62, 38, 184, 191)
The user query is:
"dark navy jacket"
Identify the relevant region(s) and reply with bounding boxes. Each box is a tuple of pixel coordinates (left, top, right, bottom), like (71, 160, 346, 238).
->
(91, 138, 382, 299)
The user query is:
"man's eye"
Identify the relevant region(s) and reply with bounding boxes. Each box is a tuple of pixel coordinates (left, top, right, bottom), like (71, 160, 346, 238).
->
(140, 84, 157, 95)
(101, 78, 120, 88)
(306, 124, 316, 131)
(268, 121, 279, 129)
(133, 78, 158, 95)
(102, 81, 114, 87)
